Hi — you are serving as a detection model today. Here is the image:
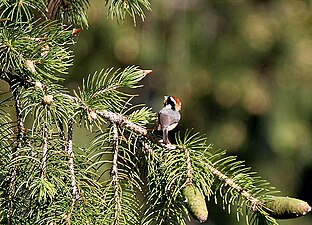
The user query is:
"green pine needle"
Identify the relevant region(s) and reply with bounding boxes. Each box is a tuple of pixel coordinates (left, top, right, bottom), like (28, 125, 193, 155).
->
(76, 66, 148, 112)
(105, 0, 151, 24)
(0, 21, 74, 82)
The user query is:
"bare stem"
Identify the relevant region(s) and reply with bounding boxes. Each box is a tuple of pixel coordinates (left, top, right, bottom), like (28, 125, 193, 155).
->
(7, 88, 25, 225)
(183, 147, 192, 186)
(40, 122, 49, 179)
(111, 123, 121, 225)
(205, 162, 261, 211)
(66, 119, 80, 225)
(68, 119, 79, 200)
(97, 110, 147, 136)
(96, 110, 160, 145)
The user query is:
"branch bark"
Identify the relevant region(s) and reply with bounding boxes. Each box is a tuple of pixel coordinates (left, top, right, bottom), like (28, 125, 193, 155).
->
(40, 122, 49, 179)
(205, 162, 261, 211)
(68, 119, 79, 201)
(7, 87, 25, 225)
(183, 147, 192, 186)
(111, 123, 121, 225)
(65, 119, 80, 225)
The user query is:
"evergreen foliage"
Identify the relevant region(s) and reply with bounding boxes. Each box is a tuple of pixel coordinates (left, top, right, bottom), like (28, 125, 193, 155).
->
(105, 0, 151, 24)
(0, 0, 310, 225)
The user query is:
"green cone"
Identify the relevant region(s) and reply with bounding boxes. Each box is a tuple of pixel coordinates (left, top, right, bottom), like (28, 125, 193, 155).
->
(182, 185, 208, 223)
(264, 196, 311, 219)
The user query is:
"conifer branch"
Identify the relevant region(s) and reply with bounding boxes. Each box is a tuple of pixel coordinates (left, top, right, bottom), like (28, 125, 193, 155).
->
(96, 109, 160, 146)
(68, 119, 79, 201)
(105, 0, 151, 24)
(93, 106, 268, 220)
(205, 162, 261, 211)
(111, 123, 121, 225)
(0, 69, 279, 218)
(97, 110, 148, 135)
(183, 147, 192, 186)
(66, 119, 79, 225)
(7, 86, 25, 225)
(94, 107, 265, 217)
(1, 66, 310, 224)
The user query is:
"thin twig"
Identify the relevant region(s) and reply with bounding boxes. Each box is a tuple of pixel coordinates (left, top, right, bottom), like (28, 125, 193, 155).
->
(40, 122, 49, 179)
(111, 123, 121, 225)
(96, 110, 160, 145)
(205, 162, 261, 211)
(183, 147, 192, 186)
(66, 119, 80, 225)
(97, 110, 147, 136)
(7, 88, 25, 225)
(68, 119, 79, 200)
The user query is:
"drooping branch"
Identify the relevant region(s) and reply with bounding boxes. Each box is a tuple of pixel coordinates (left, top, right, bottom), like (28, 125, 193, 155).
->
(13, 92, 25, 150)
(205, 162, 261, 211)
(111, 123, 121, 225)
(7, 86, 25, 225)
(40, 122, 49, 179)
(183, 147, 192, 186)
(95, 108, 264, 213)
(65, 119, 80, 225)
(0, 69, 299, 221)
(67, 119, 79, 201)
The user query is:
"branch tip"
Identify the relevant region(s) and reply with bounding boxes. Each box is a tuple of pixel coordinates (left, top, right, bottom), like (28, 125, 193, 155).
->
(142, 69, 153, 76)
(72, 28, 82, 36)
(43, 95, 54, 105)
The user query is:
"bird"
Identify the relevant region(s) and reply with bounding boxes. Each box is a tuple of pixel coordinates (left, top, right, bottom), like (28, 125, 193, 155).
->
(158, 96, 182, 145)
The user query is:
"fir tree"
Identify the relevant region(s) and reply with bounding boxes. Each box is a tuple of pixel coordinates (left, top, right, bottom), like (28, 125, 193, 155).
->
(0, 0, 310, 225)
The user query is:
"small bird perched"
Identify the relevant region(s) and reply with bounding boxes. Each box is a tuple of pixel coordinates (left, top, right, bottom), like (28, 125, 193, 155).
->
(158, 96, 182, 145)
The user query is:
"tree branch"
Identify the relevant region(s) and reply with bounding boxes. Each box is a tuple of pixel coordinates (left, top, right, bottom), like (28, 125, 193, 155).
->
(111, 123, 121, 225)
(95, 109, 263, 212)
(65, 119, 80, 225)
(67, 119, 79, 201)
(183, 147, 192, 186)
(97, 110, 147, 136)
(205, 162, 261, 211)
(40, 122, 49, 179)
(96, 110, 160, 146)
(7, 86, 25, 225)
(0, 71, 264, 215)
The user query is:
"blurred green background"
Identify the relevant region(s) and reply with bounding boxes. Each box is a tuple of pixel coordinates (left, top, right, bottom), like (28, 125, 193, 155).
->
(70, 0, 311, 224)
